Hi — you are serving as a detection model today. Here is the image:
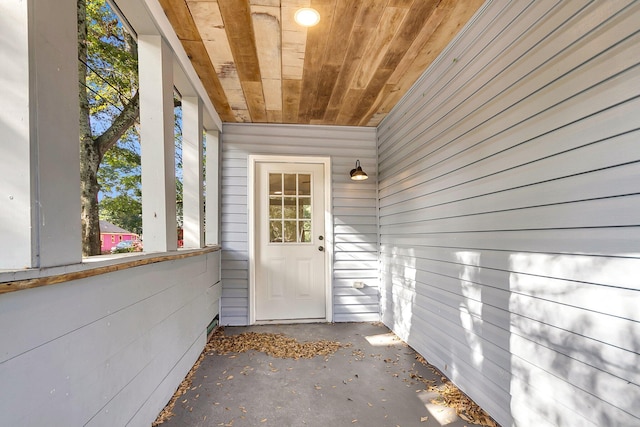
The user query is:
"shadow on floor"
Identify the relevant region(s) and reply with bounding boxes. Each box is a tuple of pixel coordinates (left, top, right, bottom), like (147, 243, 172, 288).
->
(157, 322, 486, 427)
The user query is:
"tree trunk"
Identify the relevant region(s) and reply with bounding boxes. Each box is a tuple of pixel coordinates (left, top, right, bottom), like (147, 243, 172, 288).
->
(79, 143, 102, 256)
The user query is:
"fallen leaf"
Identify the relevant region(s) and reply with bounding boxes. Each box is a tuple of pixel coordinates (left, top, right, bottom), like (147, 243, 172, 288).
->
(421, 416, 429, 422)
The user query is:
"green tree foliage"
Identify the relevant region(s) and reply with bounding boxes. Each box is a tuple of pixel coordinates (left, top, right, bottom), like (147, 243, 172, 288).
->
(100, 196, 142, 235)
(84, 0, 137, 125)
(98, 135, 142, 235)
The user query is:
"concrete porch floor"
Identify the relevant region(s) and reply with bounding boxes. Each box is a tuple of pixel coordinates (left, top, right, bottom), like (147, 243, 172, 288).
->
(158, 322, 491, 427)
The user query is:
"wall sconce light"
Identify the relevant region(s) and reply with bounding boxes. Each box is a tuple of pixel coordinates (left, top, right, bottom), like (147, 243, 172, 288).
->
(350, 160, 368, 181)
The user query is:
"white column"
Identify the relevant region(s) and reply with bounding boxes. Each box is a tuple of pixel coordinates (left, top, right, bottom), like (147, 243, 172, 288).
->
(205, 130, 220, 246)
(139, 35, 177, 252)
(182, 96, 204, 248)
(0, 0, 81, 269)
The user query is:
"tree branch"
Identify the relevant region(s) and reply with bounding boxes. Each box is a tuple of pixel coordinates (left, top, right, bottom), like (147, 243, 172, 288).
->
(96, 91, 139, 160)
(95, 93, 182, 161)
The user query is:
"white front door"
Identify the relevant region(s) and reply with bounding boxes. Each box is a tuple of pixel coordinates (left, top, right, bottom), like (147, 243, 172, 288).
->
(255, 161, 326, 321)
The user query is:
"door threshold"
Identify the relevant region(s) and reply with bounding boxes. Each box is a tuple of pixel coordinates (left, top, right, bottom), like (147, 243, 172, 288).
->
(254, 318, 328, 325)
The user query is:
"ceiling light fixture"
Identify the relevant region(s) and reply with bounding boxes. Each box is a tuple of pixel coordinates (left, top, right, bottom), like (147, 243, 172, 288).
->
(350, 160, 368, 181)
(294, 8, 320, 27)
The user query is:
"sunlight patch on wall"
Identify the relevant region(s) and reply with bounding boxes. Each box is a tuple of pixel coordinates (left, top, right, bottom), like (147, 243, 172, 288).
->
(508, 252, 640, 427)
(509, 253, 640, 349)
(509, 252, 640, 321)
(456, 251, 484, 369)
(508, 252, 640, 290)
(380, 245, 416, 342)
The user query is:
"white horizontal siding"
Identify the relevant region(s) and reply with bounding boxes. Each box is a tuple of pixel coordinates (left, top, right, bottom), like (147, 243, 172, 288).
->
(220, 124, 378, 325)
(0, 252, 221, 426)
(378, 1, 640, 427)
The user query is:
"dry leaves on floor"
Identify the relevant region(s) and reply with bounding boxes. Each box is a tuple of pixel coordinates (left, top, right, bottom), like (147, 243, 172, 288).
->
(152, 327, 343, 425)
(206, 327, 343, 359)
(415, 354, 498, 427)
(154, 327, 497, 427)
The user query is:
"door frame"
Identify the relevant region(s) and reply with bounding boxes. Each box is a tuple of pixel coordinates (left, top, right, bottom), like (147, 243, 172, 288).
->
(248, 155, 333, 325)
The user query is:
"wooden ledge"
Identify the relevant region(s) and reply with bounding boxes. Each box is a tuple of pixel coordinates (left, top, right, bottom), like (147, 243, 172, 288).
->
(0, 246, 220, 296)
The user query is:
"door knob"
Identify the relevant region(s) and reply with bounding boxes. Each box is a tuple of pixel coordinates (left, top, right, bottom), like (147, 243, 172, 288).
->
(318, 245, 324, 252)
(318, 235, 324, 241)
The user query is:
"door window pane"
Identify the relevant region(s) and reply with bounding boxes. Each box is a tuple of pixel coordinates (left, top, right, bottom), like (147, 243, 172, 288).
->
(283, 174, 297, 195)
(283, 197, 297, 219)
(283, 221, 297, 243)
(298, 174, 311, 195)
(269, 173, 282, 195)
(270, 221, 282, 242)
(299, 197, 311, 219)
(269, 197, 282, 218)
(299, 221, 311, 243)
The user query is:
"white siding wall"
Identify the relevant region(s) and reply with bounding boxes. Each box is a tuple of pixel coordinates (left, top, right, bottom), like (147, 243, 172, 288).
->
(378, 1, 640, 427)
(220, 124, 378, 325)
(0, 252, 221, 427)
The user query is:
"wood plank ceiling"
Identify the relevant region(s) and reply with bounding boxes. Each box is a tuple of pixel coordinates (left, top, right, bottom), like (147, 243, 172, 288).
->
(158, 0, 485, 127)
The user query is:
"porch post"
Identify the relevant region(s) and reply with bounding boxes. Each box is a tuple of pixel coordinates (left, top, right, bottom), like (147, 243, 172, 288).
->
(205, 130, 220, 246)
(0, 0, 81, 269)
(182, 96, 205, 248)
(138, 35, 177, 252)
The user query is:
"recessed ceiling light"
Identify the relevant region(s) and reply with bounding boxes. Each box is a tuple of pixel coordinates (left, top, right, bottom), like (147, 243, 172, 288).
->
(294, 8, 320, 27)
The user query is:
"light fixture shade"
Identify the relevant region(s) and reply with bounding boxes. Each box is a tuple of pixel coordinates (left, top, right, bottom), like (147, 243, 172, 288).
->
(350, 160, 368, 181)
(294, 8, 320, 27)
